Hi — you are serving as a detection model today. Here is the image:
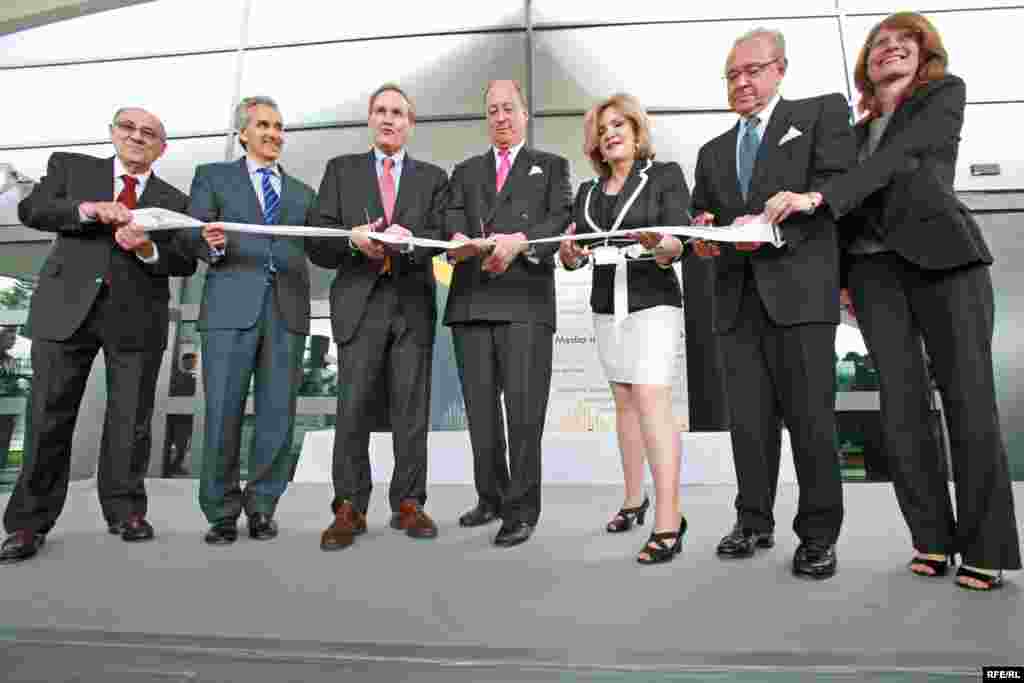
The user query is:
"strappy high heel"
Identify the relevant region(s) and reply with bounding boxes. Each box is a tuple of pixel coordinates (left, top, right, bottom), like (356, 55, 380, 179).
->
(606, 495, 650, 533)
(637, 514, 687, 565)
(955, 566, 1004, 591)
(908, 554, 951, 578)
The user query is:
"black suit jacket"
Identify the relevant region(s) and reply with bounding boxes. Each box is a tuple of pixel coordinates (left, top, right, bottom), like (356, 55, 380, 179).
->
(572, 160, 689, 314)
(443, 146, 572, 329)
(820, 75, 991, 272)
(18, 152, 196, 350)
(691, 94, 856, 332)
(307, 151, 448, 346)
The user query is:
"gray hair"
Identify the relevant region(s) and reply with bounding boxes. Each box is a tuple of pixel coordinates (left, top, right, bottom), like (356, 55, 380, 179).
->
(730, 28, 788, 69)
(111, 107, 167, 141)
(234, 96, 281, 132)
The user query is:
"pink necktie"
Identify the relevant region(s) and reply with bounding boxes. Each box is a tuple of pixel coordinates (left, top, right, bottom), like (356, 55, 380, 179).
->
(496, 149, 511, 193)
(380, 157, 396, 224)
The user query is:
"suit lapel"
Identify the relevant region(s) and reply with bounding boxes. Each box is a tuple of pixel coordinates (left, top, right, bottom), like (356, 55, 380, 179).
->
(748, 99, 791, 198)
(137, 174, 166, 209)
(235, 157, 265, 225)
(715, 126, 745, 208)
(392, 155, 417, 227)
(479, 149, 498, 227)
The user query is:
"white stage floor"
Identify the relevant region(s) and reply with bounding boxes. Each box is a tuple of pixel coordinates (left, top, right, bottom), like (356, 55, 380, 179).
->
(1, 480, 1020, 681)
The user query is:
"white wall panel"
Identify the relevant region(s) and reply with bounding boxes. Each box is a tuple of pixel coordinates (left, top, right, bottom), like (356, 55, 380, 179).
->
(1, 54, 237, 146)
(533, 0, 838, 25)
(841, 1, 1022, 12)
(240, 33, 526, 126)
(957, 103, 1024, 191)
(1, 136, 230, 200)
(0, 0, 244, 67)
(843, 9, 1024, 103)
(534, 113, 740, 195)
(247, 0, 523, 46)
(534, 19, 849, 112)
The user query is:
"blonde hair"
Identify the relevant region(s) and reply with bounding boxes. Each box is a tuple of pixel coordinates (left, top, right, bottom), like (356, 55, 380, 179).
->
(583, 93, 655, 177)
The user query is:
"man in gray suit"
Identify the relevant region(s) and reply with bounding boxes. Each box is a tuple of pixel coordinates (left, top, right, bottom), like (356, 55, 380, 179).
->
(183, 96, 316, 545)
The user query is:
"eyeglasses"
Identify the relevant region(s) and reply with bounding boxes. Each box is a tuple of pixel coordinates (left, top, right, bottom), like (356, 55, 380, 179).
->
(112, 120, 164, 144)
(724, 58, 781, 84)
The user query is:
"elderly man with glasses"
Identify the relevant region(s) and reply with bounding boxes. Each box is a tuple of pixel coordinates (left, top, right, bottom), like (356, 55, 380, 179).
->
(1, 107, 197, 564)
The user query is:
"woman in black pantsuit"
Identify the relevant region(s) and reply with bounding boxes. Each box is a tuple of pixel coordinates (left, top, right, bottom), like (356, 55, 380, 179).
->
(765, 11, 1020, 590)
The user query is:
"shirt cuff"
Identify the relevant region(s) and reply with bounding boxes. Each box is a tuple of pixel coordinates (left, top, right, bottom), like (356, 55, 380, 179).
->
(137, 241, 160, 264)
(209, 245, 225, 262)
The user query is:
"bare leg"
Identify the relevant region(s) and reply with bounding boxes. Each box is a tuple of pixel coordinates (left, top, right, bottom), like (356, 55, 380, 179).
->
(630, 384, 683, 561)
(610, 383, 647, 510)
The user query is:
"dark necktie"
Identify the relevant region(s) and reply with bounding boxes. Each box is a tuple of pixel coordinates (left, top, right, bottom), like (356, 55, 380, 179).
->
(258, 167, 280, 225)
(737, 115, 761, 201)
(116, 174, 138, 209)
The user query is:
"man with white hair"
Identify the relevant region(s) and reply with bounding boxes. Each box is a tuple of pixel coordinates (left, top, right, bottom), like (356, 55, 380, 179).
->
(690, 29, 855, 579)
(1, 107, 196, 564)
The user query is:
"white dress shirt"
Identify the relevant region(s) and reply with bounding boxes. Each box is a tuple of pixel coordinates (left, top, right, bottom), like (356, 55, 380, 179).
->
(79, 157, 159, 263)
(735, 92, 781, 181)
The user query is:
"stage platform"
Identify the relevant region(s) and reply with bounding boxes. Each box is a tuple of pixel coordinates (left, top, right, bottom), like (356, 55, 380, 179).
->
(1, 479, 1020, 682)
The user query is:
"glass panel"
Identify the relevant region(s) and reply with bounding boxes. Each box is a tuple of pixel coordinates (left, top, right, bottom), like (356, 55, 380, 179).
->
(841, 1, 1021, 12)
(239, 33, 525, 125)
(0, 248, 49, 302)
(534, 19, 848, 112)
(248, 0, 523, 46)
(1, 54, 237, 146)
(1, 136, 229, 203)
(842, 9, 1024, 103)
(0, 0, 244, 67)
(533, 112, 745, 191)
(533, 0, 837, 24)
(0, 324, 31, 492)
(170, 323, 200, 398)
(957, 104, 1024, 192)
(300, 322, 338, 397)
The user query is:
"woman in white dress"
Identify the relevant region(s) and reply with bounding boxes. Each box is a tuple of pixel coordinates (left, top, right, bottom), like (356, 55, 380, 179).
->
(559, 93, 689, 564)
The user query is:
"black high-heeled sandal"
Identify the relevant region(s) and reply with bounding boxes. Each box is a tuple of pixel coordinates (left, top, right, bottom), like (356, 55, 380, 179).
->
(607, 496, 650, 533)
(908, 554, 951, 578)
(955, 566, 1004, 591)
(637, 514, 687, 565)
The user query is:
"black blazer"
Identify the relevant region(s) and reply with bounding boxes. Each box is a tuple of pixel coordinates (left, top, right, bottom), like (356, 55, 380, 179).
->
(18, 152, 196, 350)
(572, 160, 689, 314)
(307, 151, 448, 346)
(691, 94, 856, 332)
(820, 75, 991, 271)
(443, 147, 572, 329)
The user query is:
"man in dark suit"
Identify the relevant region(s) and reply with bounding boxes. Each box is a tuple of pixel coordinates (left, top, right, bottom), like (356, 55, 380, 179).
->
(0, 107, 197, 564)
(182, 96, 316, 546)
(444, 80, 572, 547)
(308, 83, 448, 551)
(690, 29, 855, 578)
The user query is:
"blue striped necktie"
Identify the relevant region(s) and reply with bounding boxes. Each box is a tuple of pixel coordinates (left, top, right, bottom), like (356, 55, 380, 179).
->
(258, 167, 280, 225)
(737, 115, 761, 201)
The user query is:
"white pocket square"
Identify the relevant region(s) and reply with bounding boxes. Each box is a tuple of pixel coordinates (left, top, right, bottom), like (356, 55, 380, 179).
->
(529, 165, 544, 176)
(779, 126, 803, 145)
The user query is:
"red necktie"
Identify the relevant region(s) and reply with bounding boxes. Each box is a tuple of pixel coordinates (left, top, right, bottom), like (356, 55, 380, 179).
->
(378, 158, 396, 274)
(117, 174, 138, 209)
(496, 149, 511, 193)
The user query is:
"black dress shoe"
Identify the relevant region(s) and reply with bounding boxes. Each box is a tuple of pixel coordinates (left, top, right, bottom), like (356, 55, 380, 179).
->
(792, 541, 837, 579)
(119, 514, 155, 542)
(247, 513, 278, 541)
(494, 521, 533, 547)
(716, 523, 774, 558)
(204, 522, 238, 545)
(0, 530, 45, 564)
(459, 503, 499, 528)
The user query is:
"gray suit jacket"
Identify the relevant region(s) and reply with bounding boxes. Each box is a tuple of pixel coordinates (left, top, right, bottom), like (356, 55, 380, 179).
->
(183, 157, 316, 335)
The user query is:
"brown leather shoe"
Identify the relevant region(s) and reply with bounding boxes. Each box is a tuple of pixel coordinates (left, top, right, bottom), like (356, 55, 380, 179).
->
(389, 499, 438, 539)
(320, 500, 367, 551)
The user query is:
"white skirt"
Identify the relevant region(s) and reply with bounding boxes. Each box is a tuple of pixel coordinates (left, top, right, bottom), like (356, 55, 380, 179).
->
(593, 305, 682, 386)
